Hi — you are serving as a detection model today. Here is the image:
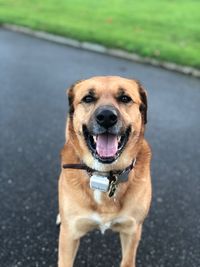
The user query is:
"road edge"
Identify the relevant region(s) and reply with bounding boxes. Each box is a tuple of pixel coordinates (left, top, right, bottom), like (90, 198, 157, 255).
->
(2, 23, 200, 78)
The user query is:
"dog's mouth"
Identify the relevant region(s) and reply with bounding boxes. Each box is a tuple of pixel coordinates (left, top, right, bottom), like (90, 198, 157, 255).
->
(83, 125, 130, 163)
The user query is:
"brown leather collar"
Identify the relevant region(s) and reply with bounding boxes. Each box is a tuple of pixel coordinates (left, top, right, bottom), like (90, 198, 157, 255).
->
(62, 158, 136, 182)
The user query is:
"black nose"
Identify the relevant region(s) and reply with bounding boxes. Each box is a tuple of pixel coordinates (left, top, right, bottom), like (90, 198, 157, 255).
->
(95, 106, 118, 128)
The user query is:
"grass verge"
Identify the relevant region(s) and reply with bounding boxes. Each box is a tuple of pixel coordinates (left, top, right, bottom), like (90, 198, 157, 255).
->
(0, 0, 199, 68)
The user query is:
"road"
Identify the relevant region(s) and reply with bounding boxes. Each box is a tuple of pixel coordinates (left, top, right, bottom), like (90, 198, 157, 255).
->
(0, 28, 200, 267)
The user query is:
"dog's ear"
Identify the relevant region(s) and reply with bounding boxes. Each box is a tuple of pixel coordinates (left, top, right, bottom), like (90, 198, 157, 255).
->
(67, 84, 75, 115)
(67, 80, 83, 116)
(137, 81, 148, 124)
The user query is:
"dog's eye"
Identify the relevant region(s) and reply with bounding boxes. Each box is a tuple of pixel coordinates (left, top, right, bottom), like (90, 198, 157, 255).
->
(118, 95, 132, 103)
(82, 95, 96, 103)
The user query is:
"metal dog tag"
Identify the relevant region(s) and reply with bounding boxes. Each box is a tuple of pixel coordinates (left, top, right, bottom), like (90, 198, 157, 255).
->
(90, 175, 110, 192)
(108, 175, 118, 197)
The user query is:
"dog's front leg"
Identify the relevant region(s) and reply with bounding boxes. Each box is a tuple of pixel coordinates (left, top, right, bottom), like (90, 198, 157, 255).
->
(58, 224, 80, 267)
(120, 224, 142, 267)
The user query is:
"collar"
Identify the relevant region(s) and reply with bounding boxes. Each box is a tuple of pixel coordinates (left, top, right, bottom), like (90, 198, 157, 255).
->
(62, 158, 136, 183)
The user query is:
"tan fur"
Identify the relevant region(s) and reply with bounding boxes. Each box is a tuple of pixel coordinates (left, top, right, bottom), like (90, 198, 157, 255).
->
(58, 76, 152, 267)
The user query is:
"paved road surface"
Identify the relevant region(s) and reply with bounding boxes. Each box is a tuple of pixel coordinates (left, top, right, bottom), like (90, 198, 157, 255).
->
(0, 28, 200, 267)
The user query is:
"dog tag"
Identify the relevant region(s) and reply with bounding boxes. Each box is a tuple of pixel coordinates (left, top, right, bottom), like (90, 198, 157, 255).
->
(90, 175, 110, 192)
(108, 175, 118, 197)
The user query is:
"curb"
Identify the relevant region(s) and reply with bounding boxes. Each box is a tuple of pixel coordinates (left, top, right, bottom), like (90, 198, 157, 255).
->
(2, 23, 200, 78)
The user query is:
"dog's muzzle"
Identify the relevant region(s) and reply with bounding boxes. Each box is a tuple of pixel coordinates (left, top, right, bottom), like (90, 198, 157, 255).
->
(83, 105, 130, 164)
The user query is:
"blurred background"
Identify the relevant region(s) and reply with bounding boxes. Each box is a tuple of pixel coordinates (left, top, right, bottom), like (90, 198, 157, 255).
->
(0, 1, 200, 267)
(0, 0, 200, 68)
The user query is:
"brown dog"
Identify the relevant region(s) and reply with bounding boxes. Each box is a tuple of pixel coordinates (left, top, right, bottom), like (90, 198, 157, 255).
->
(58, 76, 152, 267)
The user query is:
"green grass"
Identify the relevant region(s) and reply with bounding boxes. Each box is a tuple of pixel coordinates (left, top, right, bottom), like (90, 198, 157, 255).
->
(0, 0, 200, 68)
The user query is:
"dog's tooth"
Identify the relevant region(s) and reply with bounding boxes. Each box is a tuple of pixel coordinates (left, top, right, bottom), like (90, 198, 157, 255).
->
(93, 136, 97, 143)
(117, 136, 121, 142)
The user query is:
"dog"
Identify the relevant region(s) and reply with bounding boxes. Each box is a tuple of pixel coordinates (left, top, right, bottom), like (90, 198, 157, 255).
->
(58, 76, 152, 267)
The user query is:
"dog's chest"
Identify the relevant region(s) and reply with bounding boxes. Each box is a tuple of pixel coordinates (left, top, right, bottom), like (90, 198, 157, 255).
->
(89, 213, 112, 234)
(74, 212, 136, 238)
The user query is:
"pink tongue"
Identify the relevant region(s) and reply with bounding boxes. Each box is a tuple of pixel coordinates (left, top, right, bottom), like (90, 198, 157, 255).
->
(96, 134, 118, 158)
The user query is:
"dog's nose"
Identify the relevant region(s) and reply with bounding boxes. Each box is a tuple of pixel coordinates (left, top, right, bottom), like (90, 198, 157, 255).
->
(95, 107, 118, 128)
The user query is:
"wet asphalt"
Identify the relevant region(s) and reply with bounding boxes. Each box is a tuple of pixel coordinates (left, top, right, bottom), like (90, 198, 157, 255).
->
(0, 28, 200, 267)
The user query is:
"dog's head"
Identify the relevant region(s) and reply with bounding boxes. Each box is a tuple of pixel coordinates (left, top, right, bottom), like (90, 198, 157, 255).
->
(66, 76, 147, 170)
